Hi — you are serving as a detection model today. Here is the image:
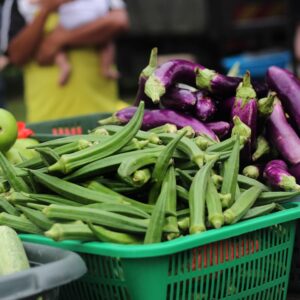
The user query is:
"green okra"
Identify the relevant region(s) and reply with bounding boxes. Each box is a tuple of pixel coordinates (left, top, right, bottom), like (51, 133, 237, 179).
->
(221, 137, 240, 207)
(194, 135, 217, 151)
(149, 123, 177, 134)
(64, 146, 164, 181)
(178, 216, 190, 231)
(0, 195, 20, 216)
(0, 212, 42, 234)
(25, 193, 82, 207)
(206, 177, 224, 229)
(48, 102, 145, 174)
(237, 174, 270, 191)
(118, 138, 149, 153)
(189, 158, 217, 234)
(26, 203, 48, 211)
(256, 190, 300, 205)
(118, 153, 158, 185)
(17, 205, 54, 231)
(0, 152, 31, 193)
(223, 186, 263, 224)
(164, 166, 180, 240)
(132, 168, 152, 186)
(94, 177, 140, 193)
(241, 203, 276, 220)
(45, 221, 95, 242)
(35, 147, 60, 166)
(177, 126, 195, 138)
(84, 202, 150, 219)
(144, 175, 169, 244)
(158, 133, 205, 167)
(206, 135, 237, 153)
(176, 185, 189, 202)
(148, 130, 186, 204)
(95, 124, 162, 145)
(29, 170, 131, 205)
(88, 223, 142, 244)
(43, 204, 149, 233)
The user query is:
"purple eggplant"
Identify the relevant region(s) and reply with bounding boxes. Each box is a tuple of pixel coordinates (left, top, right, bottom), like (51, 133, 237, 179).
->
(195, 67, 268, 98)
(266, 100, 300, 165)
(289, 163, 300, 184)
(161, 84, 197, 111)
(266, 66, 300, 134)
(133, 48, 159, 108)
(144, 59, 204, 103)
(99, 106, 218, 140)
(263, 159, 300, 191)
(194, 91, 217, 121)
(206, 121, 230, 139)
(231, 72, 258, 164)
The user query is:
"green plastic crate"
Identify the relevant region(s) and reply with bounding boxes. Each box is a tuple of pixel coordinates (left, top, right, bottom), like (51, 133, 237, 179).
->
(19, 202, 300, 300)
(26, 113, 112, 142)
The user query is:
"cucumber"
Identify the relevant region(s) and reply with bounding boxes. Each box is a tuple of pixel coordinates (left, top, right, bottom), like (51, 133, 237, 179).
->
(0, 225, 30, 276)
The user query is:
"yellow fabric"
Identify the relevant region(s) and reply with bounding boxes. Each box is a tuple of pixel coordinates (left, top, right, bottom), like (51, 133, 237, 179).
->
(23, 14, 128, 122)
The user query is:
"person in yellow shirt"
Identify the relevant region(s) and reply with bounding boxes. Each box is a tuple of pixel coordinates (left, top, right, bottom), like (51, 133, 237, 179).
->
(1, 0, 129, 122)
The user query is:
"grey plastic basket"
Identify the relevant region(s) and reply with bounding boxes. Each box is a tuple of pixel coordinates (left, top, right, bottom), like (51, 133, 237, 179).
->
(0, 242, 87, 300)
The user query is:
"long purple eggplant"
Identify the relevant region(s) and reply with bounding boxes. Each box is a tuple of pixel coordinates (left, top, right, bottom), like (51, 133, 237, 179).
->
(231, 72, 258, 164)
(266, 66, 300, 134)
(161, 84, 197, 111)
(266, 100, 300, 165)
(194, 91, 217, 121)
(206, 121, 230, 139)
(144, 59, 204, 103)
(99, 106, 218, 140)
(133, 48, 159, 108)
(195, 67, 268, 98)
(263, 159, 300, 191)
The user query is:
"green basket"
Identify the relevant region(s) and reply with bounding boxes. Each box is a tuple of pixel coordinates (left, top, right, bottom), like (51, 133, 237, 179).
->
(26, 113, 112, 142)
(20, 202, 300, 300)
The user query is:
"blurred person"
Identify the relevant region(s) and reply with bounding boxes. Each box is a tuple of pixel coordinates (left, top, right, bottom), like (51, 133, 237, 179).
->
(20, 0, 119, 86)
(1, 0, 129, 122)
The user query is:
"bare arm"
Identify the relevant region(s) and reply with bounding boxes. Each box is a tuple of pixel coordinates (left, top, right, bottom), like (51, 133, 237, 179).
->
(36, 9, 129, 65)
(7, 0, 73, 66)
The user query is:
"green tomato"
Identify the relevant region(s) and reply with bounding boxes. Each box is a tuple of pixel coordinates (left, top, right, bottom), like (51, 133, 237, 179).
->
(0, 109, 18, 152)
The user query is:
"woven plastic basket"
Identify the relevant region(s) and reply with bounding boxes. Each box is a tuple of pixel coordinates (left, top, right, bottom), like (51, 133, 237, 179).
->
(20, 201, 300, 300)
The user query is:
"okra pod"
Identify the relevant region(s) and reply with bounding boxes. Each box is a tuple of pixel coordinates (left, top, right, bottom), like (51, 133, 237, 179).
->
(64, 146, 164, 182)
(149, 123, 177, 134)
(241, 203, 276, 220)
(25, 193, 82, 207)
(189, 158, 217, 234)
(237, 174, 270, 191)
(256, 190, 300, 205)
(149, 130, 186, 203)
(176, 185, 189, 202)
(158, 133, 205, 167)
(48, 102, 145, 174)
(0, 152, 31, 193)
(221, 138, 240, 207)
(223, 186, 263, 224)
(206, 177, 224, 229)
(0, 212, 42, 234)
(88, 223, 142, 244)
(0, 195, 20, 216)
(17, 205, 54, 231)
(45, 221, 95, 241)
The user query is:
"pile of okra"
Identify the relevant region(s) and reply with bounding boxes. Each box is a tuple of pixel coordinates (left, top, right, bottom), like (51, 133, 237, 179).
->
(0, 102, 297, 245)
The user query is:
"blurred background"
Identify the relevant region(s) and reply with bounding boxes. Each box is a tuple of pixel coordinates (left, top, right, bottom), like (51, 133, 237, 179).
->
(0, 0, 299, 121)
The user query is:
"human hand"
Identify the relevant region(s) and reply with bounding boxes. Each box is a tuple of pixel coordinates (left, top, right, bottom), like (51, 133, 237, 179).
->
(40, 0, 73, 13)
(36, 27, 69, 65)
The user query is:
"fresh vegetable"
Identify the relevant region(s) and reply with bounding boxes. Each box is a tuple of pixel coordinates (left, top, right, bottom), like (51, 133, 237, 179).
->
(206, 121, 230, 139)
(99, 107, 218, 140)
(194, 91, 217, 121)
(252, 135, 270, 161)
(266, 66, 300, 134)
(263, 159, 300, 191)
(0, 108, 18, 152)
(161, 84, 197, 111)
(242, 165, 260, 180)
(133, 47, 158, 108)
(266, 100, 300, 165)
(145, 59, 204, 103)
(0, 225, 30, 276)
